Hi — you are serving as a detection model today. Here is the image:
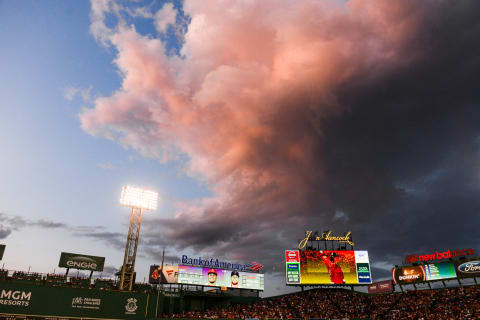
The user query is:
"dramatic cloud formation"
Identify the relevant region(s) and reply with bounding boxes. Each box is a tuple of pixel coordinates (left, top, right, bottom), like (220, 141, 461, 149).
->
(0, 212, 124, 250)
(80, 0, 480, 278)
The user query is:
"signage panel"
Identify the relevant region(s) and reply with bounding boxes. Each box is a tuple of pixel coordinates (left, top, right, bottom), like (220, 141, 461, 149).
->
(298, 230, 354, 249)
(177, 265, 264, 290)
(286, 250, 372, 285)
(368, 280, 393, 294)
(404, 248, 474, 264)
(424, 262, 456, 281)
(58, 252, 105, 272)
(285, 250, 301, 284)
(0, 282, 146, 319)
(181, 254, 263, 272)
(0, 244, 5, 260)
(454, 258, 480, 278)
(392, 266, 426, 284)
(149, 265, 178, 284)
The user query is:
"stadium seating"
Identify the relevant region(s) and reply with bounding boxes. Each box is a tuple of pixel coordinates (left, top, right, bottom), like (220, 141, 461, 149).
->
(163, 285, 480, 319)
(68, 276, 92, 288)
(94, 278, 117, 290)
(10, 271, 44, 285)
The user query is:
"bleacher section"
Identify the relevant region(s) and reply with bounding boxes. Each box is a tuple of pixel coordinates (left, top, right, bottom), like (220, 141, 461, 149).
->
(0, 269, 143, 291)
(163, 285, 480, 319)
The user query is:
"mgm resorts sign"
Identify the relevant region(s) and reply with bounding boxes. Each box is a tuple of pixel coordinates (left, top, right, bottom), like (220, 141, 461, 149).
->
(298, 230, 354, 249)
(59, 252, 105, 272)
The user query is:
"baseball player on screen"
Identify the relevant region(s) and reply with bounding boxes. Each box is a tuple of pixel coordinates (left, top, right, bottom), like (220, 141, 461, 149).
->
(319, 251, 346, 284)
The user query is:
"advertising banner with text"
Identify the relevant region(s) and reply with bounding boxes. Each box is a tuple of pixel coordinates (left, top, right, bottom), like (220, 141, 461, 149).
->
(177, 265, 264, 290)
(424, 262, 456, 281)
(58, 252, 105, 272)
(0, 282, 146, 319)
(393, 266, 426, 284)
(454, 258, 480, 278)
(368, 280, 393, 294)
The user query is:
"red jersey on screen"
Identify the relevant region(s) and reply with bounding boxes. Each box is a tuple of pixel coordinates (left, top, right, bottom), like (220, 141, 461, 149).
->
(320, 255, 345, 284)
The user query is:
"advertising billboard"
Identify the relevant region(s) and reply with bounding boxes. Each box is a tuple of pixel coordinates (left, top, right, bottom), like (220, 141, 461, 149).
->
(454, 258, 480, 278)
(285, 250, 301, 284)
(149, 265, 179, 284)
(0, 282, 146, 319)
(368, 280, 393, 294)
(392, 266, 426, 284)
(58, 252, 105, 272)
(177, 265, 264, 290)
(424, 262, 456, 281)
(0, 244, 5, 260)
(285, 250, 372, 285)
(404, 248, 474, 264)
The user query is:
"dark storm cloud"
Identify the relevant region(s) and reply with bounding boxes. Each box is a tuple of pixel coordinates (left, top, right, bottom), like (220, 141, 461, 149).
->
(0, 226, 12, 239)
(162, 0, 480, 273)
(0, 212, 126, 253)
(322, 0, 480, 263)
(80, 0, 480, 280)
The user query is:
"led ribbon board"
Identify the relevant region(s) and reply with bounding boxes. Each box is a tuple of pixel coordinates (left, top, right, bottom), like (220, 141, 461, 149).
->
(285, 250, 372, 285)
(149, 265, 179, 284)
(424, 262, 456, 281)
(177, 265, 264, 290)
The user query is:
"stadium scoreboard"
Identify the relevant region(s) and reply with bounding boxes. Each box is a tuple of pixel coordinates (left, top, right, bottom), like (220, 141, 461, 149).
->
(285, 250, 373, 285)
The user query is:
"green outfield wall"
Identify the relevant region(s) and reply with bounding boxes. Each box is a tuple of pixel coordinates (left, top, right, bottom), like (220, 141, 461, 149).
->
(0, 282, 149, 319)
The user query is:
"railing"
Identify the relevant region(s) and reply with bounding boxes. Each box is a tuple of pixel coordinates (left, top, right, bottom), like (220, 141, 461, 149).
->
(0, 268, 151, 292)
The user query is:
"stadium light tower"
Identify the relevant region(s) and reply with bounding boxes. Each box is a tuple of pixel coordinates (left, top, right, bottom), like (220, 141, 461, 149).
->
(119, 186, 158, 291)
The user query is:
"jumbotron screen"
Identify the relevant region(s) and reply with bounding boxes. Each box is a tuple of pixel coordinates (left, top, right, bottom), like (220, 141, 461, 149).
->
(177, 265, 264, 290)
(286, 250, 372, 285)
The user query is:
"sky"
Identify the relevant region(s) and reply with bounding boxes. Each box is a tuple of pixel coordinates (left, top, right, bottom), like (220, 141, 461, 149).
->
(0, 0, 480, 297)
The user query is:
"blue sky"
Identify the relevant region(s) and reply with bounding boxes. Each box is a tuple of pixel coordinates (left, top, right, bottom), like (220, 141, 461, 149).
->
(0, 0, 209, 281)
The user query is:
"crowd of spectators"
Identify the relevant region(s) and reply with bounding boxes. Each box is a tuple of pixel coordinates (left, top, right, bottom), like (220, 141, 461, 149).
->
(0, 269, 149, 292)
(165, 285, 480, 319)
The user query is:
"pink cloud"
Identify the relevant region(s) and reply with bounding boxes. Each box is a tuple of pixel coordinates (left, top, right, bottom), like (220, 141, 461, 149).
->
(81, 0, 427, 258)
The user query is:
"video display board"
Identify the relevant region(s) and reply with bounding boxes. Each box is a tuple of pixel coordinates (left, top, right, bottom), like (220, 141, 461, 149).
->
(149, 265, 178, 284)
(285, 250, 372, 285)
(424, 262, 456, 281)
(454, 258, 480, 278)
(393, 262, 457, 284)
(393, 266, 426, 284)
(177, 265, 264, 290)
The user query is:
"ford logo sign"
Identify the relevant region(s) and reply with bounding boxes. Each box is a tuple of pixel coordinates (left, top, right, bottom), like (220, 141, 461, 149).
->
(458, 261, 480, 273)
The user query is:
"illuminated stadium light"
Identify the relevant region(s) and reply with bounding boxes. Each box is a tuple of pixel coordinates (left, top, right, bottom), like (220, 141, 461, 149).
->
(119, 185, 158, 291)
(120, 186, 158, 211)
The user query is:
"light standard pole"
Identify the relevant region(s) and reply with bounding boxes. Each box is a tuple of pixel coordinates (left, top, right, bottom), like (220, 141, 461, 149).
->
(119, 186, 158, 291)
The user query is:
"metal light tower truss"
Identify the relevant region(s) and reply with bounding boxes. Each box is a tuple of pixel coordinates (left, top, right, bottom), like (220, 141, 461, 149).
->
(120, 206, 143, 291)
(119, 186, 158, 291)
